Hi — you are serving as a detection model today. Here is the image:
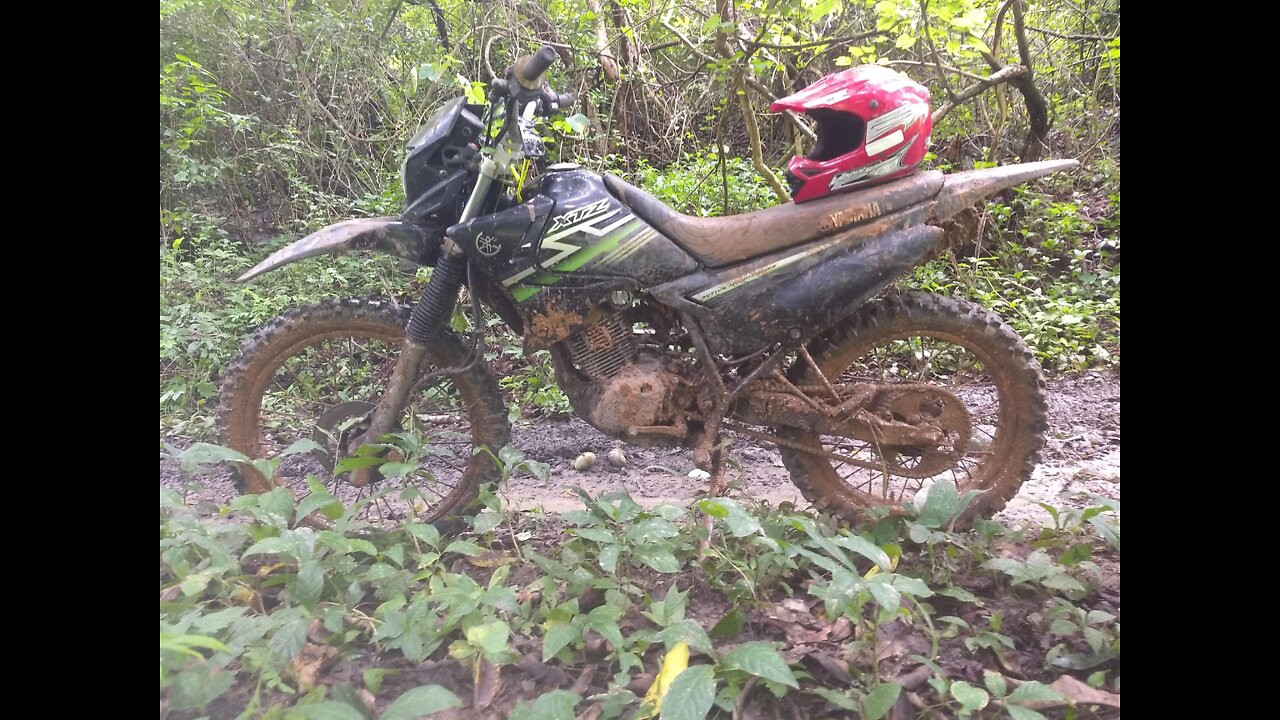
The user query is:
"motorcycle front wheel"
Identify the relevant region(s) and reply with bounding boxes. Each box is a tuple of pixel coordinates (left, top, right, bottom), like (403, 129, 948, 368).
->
(778, 292, 1048, 526)
(216, 298, 509, 529)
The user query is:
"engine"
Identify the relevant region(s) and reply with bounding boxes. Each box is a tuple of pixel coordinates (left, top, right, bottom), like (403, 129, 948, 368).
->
(553, 312, 691, 443)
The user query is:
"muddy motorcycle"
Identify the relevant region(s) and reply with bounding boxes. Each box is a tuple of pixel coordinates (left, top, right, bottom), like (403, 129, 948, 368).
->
(218, 47, 1076, 528)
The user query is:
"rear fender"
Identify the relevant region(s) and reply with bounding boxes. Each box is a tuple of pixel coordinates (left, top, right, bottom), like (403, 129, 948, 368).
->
(929, 159, 1078, 222)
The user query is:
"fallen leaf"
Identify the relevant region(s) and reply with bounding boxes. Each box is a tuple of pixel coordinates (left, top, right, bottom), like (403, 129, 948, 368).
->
(570, 664, 598, 696)
(638, 641, 689, 718)
(286, 643, 338, 691)
(1046, 675, 1121, 709)
(473, 658, 501, 709)
(808, 651, 854, 684)
(892, 664, 933, 691)
(465, 550, 513, 568)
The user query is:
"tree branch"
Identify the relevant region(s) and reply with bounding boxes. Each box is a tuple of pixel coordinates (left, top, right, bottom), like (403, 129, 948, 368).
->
(744, 29, 881, 50)
(1028, 26, 1119, 42)
(660, 18, 816, 144)
(930, 65, 1027, 124)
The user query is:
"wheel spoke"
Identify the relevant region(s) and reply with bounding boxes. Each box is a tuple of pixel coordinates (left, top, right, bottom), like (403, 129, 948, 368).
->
(772, 295, 1045, 523)
(219, 302, 498, 531)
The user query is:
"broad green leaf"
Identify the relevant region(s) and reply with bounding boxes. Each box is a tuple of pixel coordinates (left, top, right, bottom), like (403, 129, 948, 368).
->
(660, 664, 715, 720)
(1006, 706, 1048, 720)
(914, 479, 961, 528)
(633, 546, 681, 573)
(190, 607, 246, 635)
(720, 643, 798, 688)
(259, 487, 296, 525)
(938, 586, 982, 604)
(542, 623, 579, 662)
(347, 538, 379, 557)
(380, 685, 463, 720)
(574, 527, 616, 543)
(867, 582, 901, 612)
(465, 620, 510, 657)
(627, 518, 680, 543)
(1042, 574, 1086, 595)
(599, 543, 621, 573)
(1087, 610, 1117, 625)
(811, 687, 859, 710)
(170, 664, 235, 711)
(404, 523, 442, 548)
(653, 619, 714, 656)
(831, 534, 891, 571)
(524, 690, 581, 720)
(471, 511, 503, 534)
(563, 114, 590, 134)
(177, 442, 250, 473)
(379, 462, 417, 478)
(862, 682, 902, 720)
(445, 540, 486, 557)
(243, 536, 295, 558)
(950, 681, 990, 712)
(887, 574, 934, 597)
(709, 609, 744, 640)
(698, 498, 762, 537)
(983, 670, 1008, 698)
(298, 480, 344, 521)
(280, 438, 326, 457)
(363, 668, 397, 694)
(333, 455, 386, 474)
(294, 560, 324, 608)
(270, 611, 309, 661)
(1006, 681, 1066, 706)
(417, 62, 447, 83)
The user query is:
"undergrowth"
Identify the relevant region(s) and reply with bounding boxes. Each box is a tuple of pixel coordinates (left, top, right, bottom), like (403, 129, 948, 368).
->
(161, 443, 1120, 719)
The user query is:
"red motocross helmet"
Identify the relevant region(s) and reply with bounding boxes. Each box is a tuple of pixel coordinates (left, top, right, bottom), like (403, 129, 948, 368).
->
(771, 65, 932, 204)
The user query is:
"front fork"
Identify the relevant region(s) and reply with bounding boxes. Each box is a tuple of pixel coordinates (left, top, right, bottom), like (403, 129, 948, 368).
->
(349, 156, 500, 486)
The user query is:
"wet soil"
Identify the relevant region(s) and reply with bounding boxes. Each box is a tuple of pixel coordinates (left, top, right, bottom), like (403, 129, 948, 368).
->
(161, 371, 1119, 527)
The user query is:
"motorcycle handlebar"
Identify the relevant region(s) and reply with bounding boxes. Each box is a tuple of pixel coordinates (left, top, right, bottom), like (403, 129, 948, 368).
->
(515, 46, 558, 88)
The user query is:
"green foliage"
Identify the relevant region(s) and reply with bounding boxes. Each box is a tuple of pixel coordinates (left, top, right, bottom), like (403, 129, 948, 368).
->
(908, 188, 1120, 370)
(619, 151, 780, 217)
(159, 237, 408, 438)
(162, 442, 1119, 717)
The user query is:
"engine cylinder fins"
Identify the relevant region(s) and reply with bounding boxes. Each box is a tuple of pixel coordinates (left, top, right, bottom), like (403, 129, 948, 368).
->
(567, 315, 636, 380)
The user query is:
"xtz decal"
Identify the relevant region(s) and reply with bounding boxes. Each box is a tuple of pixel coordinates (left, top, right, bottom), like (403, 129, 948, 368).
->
(546, 199, 612, 233)
(501, 204, 640, 292)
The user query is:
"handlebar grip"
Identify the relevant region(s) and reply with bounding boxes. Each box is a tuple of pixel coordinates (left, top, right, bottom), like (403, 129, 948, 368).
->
(517, 46, 558, 87)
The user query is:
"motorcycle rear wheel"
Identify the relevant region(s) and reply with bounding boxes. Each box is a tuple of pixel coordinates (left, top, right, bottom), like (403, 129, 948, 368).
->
(216, 298, 509, 529)
(778, 292, 1047, 526)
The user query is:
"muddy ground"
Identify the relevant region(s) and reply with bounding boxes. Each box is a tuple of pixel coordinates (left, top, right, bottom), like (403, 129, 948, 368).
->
(502, 372, 1119, 526)
(162, 371, 1119, 527)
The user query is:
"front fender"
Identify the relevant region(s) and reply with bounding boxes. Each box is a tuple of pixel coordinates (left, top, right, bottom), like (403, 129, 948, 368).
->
(237, 218, 439, 282)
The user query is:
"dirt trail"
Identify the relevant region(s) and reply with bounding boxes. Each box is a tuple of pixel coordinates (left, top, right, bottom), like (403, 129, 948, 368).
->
(499, 371, 1119, 525)
(163, 371, 1118, 526)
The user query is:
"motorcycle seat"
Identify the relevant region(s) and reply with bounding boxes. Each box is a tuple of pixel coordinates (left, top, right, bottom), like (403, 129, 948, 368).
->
(602, 170, 944, 267)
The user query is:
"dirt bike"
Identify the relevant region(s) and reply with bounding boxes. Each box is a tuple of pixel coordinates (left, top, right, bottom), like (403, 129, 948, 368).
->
(217, 46, 1075, 529)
